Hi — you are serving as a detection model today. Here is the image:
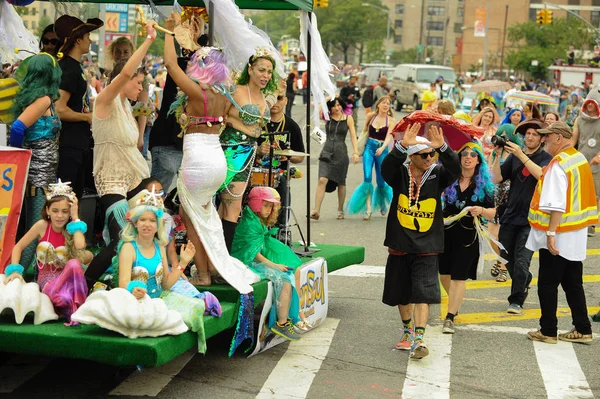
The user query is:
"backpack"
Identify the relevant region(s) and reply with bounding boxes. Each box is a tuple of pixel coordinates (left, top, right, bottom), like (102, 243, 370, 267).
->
(362, 86, 375, 108)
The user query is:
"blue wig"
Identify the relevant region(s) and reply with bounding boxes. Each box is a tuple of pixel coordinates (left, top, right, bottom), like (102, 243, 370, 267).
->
(500, 108, 525, 126)
(444, 143, 495, 206)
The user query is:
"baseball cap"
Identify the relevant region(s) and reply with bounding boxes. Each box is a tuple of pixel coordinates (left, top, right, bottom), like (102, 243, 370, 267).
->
(536, 121, 573, 139)
(247, 187, 281, 213)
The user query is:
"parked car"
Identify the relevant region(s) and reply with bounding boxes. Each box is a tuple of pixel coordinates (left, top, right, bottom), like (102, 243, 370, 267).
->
(391, 64, 456, 111)
(360, 64, 394, 90)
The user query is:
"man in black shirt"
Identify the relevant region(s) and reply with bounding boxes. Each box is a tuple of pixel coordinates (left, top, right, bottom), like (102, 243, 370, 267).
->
(340, 75, 361, 130)
(257, 93, 305, 236)
(54, 15, 103, 199)
(491, 119, 552, 315)
(381, 123, 460, 360)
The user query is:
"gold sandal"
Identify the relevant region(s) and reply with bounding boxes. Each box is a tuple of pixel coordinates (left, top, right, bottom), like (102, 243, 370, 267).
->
(496, 269, 508, 282)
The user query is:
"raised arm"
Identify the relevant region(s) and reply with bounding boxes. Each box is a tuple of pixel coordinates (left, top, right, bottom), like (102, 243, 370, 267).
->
(95, 22, 156, 112)
(163, 13, 204, 101)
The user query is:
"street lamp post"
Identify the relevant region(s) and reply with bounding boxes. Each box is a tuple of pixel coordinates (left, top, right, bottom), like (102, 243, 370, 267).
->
(362, 3, 391, 63)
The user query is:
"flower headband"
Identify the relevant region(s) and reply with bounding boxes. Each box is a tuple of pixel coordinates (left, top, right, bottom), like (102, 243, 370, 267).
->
(47, 179, 75, 201)
(194, 46, 222, 65)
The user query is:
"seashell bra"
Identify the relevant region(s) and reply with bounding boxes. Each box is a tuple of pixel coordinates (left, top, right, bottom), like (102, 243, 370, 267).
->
(36, 223, 68, 270)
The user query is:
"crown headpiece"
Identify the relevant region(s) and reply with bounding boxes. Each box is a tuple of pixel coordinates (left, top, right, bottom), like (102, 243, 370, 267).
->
(251, 47, 273, 62)
(135, 186, 165, 209)
(47, 179, 75, 201)
(194, 46, 222, 63)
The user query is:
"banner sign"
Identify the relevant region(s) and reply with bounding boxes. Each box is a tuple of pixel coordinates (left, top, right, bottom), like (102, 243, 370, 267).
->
(0, 147, 31, 272)
(249, 258, 328, 357)
(474, 8, 486, 37)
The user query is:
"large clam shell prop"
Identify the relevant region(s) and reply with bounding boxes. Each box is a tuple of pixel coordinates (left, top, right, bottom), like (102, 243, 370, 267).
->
(0, 274, 59, 324)
(71, 288, 188, 338)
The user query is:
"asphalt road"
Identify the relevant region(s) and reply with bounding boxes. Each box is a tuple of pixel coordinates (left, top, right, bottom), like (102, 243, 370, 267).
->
(1, 103, 599, 398)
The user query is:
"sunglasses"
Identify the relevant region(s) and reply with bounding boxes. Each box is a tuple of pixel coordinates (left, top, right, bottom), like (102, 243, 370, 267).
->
(42, 38, 60, 46)
(460, 150, 478, 158)
(417, 151, 436, 159)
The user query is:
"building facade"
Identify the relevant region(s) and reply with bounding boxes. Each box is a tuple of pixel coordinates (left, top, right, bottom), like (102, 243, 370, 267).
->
(381, 0, 465, 66)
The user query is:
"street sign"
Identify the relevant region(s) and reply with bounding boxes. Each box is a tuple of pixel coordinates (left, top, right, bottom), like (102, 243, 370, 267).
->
(105, 4, 128, 13)
(105, 11, 128, 33)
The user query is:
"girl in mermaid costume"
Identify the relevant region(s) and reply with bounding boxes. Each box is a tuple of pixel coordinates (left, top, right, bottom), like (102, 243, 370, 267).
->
(6, 180, 93, 323)
(9, 53, 62, 268)
(231, 187, 305, 341)
(346, 96, 395, 220)
(114, 189, 208, 353)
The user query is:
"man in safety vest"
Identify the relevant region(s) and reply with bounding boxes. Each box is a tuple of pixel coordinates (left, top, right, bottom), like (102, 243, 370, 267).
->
(526, 121, 596, 345)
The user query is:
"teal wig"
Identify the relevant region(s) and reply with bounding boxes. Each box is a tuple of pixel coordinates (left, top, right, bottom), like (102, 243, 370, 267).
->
(236, 55, 280, 94)
(444, 143, 495, 205)
(10, 54, 61, 119)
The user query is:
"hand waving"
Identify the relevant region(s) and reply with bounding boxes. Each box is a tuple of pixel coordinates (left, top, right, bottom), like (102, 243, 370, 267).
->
(428, 125, 446, 149)
(401, 123, 423, 147)
(179, 241, 196, 266)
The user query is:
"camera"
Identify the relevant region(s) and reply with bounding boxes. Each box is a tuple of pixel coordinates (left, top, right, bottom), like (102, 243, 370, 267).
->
(491, 134, 508, 147)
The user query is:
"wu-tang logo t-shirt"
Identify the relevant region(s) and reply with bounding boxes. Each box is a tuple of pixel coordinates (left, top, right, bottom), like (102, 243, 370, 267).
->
(397, 193, 436, 232)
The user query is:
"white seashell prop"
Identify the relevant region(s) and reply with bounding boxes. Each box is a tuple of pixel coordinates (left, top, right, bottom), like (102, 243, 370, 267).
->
(0, 274, 59, 324)
(71, 288, 189, 338)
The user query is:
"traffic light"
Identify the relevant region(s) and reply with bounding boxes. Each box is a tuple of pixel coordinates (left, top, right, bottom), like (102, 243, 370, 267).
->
(544, 10, 553, 24)
(536, 10, 544, 25)
(314, 0, 328, 8)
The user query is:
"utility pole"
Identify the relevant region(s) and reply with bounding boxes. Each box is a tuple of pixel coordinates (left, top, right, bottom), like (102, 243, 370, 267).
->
(482, 0, 490, 78)
(98, 4, 106, 68)
(499, 5, 508, 80)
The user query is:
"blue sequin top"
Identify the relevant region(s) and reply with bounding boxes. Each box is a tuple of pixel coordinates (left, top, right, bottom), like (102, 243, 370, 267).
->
(25, 105, 61, 143)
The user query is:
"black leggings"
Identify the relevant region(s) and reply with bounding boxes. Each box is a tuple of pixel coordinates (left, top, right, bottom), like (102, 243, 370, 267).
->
(84, 194, 125, 283)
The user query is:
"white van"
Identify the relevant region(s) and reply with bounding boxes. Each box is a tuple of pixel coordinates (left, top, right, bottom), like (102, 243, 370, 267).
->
(391, 64, 456, 111)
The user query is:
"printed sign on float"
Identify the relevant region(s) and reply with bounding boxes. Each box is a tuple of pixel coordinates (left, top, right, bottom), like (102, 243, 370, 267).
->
(248, 258, 328, 357)
(0, 147, 31, 272)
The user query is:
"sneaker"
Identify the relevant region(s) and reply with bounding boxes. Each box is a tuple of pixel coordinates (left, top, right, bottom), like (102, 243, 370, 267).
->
(410, 338, 429, 359)
(271, 321, 301, 341)
(527, 329, 557, 344)
(558, 328, 593, 344)
(588, 226, 596, 237)
(442, 318, 455, 334)
(396, 328, 414, 351)
(507, 303, 523, 315)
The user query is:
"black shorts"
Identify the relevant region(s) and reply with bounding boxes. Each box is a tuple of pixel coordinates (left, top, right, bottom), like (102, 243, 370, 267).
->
(382, 254, 441, 306)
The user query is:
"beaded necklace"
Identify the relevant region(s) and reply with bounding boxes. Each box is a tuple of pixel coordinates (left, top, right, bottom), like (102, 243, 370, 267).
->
(407, 163, 423, 211)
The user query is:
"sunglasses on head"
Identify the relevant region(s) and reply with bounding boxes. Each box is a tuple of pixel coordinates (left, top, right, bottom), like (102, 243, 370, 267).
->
(417, 151, 436, 159)
(460, 150, 478, 158)
(42, 38, 60, 46)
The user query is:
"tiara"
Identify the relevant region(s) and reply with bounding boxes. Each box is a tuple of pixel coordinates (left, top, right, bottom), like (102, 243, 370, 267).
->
(47, 179, 75, 201)
(135, 186, 165, 209)
(251, 47, 273, 62)
(195, 46, 221, 62)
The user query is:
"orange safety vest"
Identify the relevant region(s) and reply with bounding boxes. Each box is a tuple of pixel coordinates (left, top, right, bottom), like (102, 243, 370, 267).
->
(529, 147, 598, 233)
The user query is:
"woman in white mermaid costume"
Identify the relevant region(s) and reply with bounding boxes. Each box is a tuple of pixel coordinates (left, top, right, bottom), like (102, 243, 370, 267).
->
(163, 14, 258, 293)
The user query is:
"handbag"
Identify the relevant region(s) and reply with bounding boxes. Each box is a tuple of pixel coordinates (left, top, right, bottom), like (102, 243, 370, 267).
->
(357, 131, 368, 156)
(319, 149, 334, 162)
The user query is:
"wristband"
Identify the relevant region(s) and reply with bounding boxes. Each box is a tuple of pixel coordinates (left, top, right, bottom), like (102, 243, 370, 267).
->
(147, 35, 154, 41)
(5, 264, 24, 276)
(524, 158, 531, 166)
(127, 281, 147, 293)
(66, 220, 87, 235)
(10, 120, 26, 148)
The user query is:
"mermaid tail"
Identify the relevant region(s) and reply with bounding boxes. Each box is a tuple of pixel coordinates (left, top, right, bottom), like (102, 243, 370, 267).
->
(42, 259, 88, 321)
(345, 182, 373, 215)
(372, 184, 393, 214)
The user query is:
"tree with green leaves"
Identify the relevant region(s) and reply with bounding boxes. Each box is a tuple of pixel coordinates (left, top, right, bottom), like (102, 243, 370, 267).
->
(36, 15, 52, 37)
(314, 0, 387, 64)
(505, 17, 596, 79)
